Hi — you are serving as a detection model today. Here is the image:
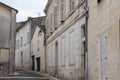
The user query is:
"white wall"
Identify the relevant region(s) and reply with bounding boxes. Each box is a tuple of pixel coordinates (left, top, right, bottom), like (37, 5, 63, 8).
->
(31, 26, 45, 72)
(46, 18, 85, 79)
(15, 21, 31, 69)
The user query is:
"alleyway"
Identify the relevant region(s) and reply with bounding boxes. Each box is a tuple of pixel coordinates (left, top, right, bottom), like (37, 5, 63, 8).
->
(0, 70, 49, 80)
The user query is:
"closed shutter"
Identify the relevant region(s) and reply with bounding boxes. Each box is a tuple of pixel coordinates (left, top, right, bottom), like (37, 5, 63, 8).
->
(70, 31, 75, 65)
(98, 37, 102, 80)
(54, 5, 58, 28)
(60, 0, 65, 20)
(98, 33, 106, 80)
(101, 33, 106, 80)
(61, 37, 65, 66)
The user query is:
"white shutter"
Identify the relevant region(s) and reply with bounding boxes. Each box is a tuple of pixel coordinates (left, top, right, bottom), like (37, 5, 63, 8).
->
(61, 37, 65, 66)
(98, 37, 102, 80)
(98, 33, 106, 80)
(60, 0, 65, 21)
(54, 6, 57, 27)
(70, 31, 75, 65)
(101, 33, 106, 80)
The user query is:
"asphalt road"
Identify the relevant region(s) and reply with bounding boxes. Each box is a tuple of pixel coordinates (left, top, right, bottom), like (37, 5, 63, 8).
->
(0, 70, 49, 80)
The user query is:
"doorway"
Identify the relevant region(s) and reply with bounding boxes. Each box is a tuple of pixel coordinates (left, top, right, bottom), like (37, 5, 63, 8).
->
(32, 55, 35, 70)
(55, 42, 58, 75)
(21, 51, 23, 68)
(36, 57, 40, 71)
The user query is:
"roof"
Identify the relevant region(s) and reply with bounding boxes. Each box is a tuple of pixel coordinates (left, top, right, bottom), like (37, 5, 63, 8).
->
(31, 16, 46, 38)
(0, 2, 18, 13)
(44, 0, 52, 13)
(16, 21, 27, 31)
(16, 17, 31, 32)
(16, 16, 46, 39)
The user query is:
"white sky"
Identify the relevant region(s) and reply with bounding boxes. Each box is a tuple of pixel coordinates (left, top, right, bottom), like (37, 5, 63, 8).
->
(0, 0, 48, 22)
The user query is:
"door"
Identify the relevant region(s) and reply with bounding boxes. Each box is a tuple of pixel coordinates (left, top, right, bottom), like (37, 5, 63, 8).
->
(98, 33, 106, 80)
(36, 57, 40, 71)
(21, 51, 23, 68)
(55, 42, 58, 75)
(32, 55, 35, 70)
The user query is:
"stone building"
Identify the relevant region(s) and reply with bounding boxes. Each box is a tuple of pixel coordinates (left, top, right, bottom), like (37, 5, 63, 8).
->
(0, 2, 17, 72)
(15, 18, 32, 70)
(31, 16, 46, 72)
(15, 17, 45, 70)
(44, 0, 86, 79)
(88, 0, 120, 80)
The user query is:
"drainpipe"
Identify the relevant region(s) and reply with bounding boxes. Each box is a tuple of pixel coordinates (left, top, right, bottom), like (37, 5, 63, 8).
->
(84, 0, 89, 80)
(44, 28, 47, 73)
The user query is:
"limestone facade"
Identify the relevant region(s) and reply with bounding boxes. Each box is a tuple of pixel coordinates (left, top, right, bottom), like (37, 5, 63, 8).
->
(44, 0, 86, 80)
(0, 2, 17, 72)
(15, 20, 31, 69)
(31, 25, 45, 72)
(88, 0, 120, 80)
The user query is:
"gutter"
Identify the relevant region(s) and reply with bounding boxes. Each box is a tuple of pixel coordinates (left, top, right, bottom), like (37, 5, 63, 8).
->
(84, 0, 89, 80)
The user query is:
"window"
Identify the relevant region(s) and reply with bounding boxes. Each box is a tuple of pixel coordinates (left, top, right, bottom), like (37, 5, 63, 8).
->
(37, 40, 39, 51)
(54, 5, 58, 28)
(27, 32, 30, 44)
(98, 33, 106, 80)
(61, 37, 66, 66)
(46, 19, 49, 37)
(18, 39, 19, 48)
(60, 0, 65, 21)
(16, 40, 19, 49)
(50, 13, 53, 33)
(70, 0, 75, 12)
(38, 30, 42, 36)
(69, 31, 75, 65)
(81, 25, 85, 38)
(20, 36, 23, 47)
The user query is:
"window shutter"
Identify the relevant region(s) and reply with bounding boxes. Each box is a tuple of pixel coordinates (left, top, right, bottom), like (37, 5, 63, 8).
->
(98, 37, 102, 80)
(98, 33, 106, 80)
(70, 0, 75, 12)
(101, 33, 106, 80)
(50, 13, 53, 33)
(61, 37, 65, 66)
(70, 31, 75, 65)
(60, 0, 65, 22)
(54, 6, 58, 28)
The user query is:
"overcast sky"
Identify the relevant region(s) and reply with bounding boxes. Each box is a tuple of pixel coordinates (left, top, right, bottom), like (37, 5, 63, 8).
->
(0, 0, 48, 22)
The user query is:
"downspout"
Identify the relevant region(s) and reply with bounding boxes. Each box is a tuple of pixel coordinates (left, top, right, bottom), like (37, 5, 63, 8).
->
(85, 0, 89, 80)
(44, 29, 47, 73)
(30, 18, 32, 70)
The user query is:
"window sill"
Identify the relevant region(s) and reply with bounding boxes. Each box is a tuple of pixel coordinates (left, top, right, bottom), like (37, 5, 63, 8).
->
(78, 0, 85, 7)
(69, 9, 76, 16)
(69, 63, 75, 66)
(61, 65, 65, 67)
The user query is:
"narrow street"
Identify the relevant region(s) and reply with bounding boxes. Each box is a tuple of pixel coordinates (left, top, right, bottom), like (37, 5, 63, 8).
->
(0, 70, 49, 80)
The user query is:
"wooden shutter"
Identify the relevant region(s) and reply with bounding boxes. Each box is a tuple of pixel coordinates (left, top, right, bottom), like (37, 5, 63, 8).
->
(98, 36, 102, 80)
(60, 0, 65, 21)
(61, 37, 65, 66)
(98, 33, 106, 80)
(70, 31, 75, 65)
(101, 33, 106, 80)
(54, 6, 57, 28)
